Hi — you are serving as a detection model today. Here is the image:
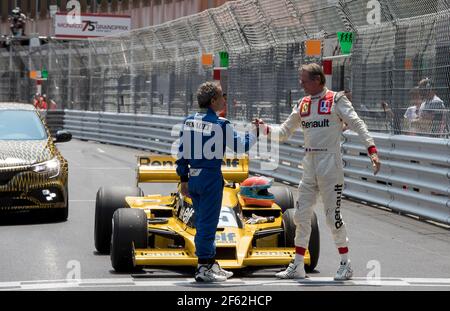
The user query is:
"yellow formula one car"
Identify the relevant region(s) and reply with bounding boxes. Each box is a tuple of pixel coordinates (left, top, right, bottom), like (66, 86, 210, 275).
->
(94, 156, 319, 272)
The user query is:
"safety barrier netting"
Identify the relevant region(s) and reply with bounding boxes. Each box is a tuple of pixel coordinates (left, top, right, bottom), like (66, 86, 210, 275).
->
(0, 0, 448, 138)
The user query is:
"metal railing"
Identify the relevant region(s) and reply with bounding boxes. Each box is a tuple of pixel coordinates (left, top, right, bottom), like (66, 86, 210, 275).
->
(46, 110, 450, 225)
(1, 0, 450, 138)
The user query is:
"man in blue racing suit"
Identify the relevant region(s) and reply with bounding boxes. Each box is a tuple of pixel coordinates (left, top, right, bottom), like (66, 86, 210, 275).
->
(176, 82, 257, 282)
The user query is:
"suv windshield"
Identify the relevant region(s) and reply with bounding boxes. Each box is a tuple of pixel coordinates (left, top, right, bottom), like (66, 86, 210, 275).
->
(0, 110, 48, 140)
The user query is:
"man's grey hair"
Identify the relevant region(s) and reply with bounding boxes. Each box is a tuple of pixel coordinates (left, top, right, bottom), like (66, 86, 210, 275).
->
(300, 63, 326, 85)
(197, 82, 222, 109)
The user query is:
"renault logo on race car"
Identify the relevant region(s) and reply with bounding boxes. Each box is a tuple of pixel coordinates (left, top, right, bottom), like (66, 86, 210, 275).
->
(42, 189, 56, 201)
(139, 157, 175, 167)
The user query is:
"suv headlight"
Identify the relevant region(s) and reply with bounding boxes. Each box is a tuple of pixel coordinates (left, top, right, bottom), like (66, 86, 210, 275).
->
(32, 157, 60, 178)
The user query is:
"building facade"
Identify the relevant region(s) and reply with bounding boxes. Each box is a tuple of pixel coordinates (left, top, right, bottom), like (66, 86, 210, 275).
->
(1, 0, 230, 36)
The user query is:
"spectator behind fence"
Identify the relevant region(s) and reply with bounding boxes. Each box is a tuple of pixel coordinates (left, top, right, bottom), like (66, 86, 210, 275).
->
(49, 99, 57, 110)
(32, 93, 40, 108)
(38, 95, 47, 110)
(380, 101, 394, 133)
(341, 89, 369, 132)
(403, 87, 422, 135)
(32, 93, 48, 110)
(418, 78, 446, 137)
(45, 94, 58, 110)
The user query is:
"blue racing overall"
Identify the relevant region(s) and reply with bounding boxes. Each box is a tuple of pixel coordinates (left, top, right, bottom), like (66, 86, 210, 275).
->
(176, 107, 256, 261)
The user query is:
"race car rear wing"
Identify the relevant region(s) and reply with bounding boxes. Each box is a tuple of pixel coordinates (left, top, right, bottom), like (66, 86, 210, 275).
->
(137, 155, 249, 183)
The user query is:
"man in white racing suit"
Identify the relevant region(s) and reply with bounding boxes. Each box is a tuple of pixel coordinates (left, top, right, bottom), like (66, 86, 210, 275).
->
(256, 63, 381, 280)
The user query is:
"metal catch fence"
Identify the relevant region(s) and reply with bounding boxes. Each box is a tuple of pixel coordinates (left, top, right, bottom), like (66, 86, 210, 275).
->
(44, 110, 450, 225)
(0, 0, 449, 138)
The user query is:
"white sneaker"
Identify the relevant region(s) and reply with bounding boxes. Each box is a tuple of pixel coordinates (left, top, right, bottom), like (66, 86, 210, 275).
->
(275, 262, 306, 279)
(334, 260, 353, 281)
(211, 261, 233, 279)
(195, 264, 227, 282)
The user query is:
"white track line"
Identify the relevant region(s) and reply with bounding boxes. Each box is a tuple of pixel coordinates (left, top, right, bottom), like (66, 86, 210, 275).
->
(69, 200, 95, 202)
(2, 277, 450, 290)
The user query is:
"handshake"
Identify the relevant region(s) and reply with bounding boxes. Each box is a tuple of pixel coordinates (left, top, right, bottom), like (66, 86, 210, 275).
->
(252, 118, 270, 137)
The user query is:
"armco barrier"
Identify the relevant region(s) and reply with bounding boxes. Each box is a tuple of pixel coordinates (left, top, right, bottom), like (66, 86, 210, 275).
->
(41, 110, 65, 136)
(46, 110, 450, 225)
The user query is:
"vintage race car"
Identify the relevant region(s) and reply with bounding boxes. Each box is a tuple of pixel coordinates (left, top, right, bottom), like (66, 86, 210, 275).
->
(94, 155, 320, 272)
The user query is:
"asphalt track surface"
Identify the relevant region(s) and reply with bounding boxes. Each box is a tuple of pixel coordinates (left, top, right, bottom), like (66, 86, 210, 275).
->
(0, 139, 449, 291)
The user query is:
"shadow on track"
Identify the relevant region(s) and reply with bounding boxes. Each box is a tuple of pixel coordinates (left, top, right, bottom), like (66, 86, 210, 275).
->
(0, 210, 66, 226)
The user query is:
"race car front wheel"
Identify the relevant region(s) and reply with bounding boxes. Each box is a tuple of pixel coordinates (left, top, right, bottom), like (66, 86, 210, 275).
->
(110, 208, 148, 272)
(94, 186, 143, 254)
(280, 209, 320, 272)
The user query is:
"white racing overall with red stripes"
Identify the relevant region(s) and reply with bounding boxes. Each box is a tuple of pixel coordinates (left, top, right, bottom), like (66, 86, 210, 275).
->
(270, 88, 376, 253)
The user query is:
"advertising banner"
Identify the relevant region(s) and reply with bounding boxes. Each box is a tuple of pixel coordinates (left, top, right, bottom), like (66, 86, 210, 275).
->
(55, 13, 131, 39)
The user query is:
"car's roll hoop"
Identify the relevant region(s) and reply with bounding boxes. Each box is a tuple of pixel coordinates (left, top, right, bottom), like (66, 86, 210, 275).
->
(136, 155, 249, 184)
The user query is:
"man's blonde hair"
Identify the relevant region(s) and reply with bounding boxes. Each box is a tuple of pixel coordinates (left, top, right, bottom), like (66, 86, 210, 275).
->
(300, 63, 326, 85)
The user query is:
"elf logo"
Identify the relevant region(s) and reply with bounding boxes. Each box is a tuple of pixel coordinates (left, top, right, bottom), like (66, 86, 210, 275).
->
(215, 232, 236, 243)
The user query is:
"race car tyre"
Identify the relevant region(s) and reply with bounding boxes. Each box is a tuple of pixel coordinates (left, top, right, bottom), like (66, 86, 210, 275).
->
(110, 208, 148, 272)
(306, 212, 320, 272)
(280, 209, 320, 272)
(271, 186, 295, 213)
(280, 208, 296, 247)
(94, 186, 144, 254)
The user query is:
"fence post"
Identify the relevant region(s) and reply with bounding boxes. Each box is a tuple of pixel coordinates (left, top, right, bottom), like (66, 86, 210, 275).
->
(67, 41, 72, 109)
(88, 42, 93, 111)
(130, 38, 137, 114)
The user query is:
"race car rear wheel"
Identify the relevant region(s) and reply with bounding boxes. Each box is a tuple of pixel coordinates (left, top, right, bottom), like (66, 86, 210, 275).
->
(306, 212, 320, 272)
(110, 208, 148, 272)
(280, 209, 320, 272)
(271, 186, 295, 213)
(280, 208, 295, 247)
(94, 186, 143, 254)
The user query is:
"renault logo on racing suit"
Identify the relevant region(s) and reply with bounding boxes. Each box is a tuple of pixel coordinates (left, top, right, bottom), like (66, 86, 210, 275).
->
(334, 184, 344, 229)
(301, 119, 330, 129)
